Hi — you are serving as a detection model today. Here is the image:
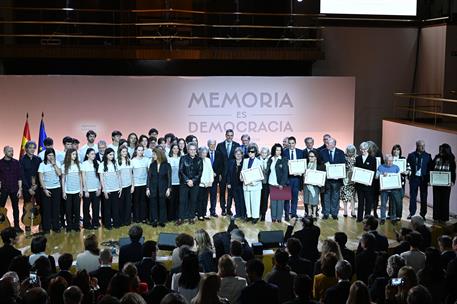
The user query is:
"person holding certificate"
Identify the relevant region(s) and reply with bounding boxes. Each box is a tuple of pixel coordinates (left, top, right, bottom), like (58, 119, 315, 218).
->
(319, 138, 346, 219)
(227, 148, 246, 219)
(340, 145, 357, 218)
(266, 144, 289, 223)
(241, 145, 263, 224)
(431, 143, 456, 223)
(303, 150, 325, 218)
(259, 147, 271, 222)
(376, 154, 402, 225)
(354, 142, 377, 222)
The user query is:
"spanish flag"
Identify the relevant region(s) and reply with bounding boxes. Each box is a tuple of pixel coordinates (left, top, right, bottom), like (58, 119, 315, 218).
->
(20, 113, 31, 157)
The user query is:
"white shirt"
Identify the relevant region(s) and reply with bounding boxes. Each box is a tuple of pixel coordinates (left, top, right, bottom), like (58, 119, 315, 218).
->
(81, 160, 100, 192)
(39, 149, 65, 163)
(268, 157, 280, 186)
(131, 157, 150, 187)
(38, 161, 62, 189)
(127, 146, 136, 158)
(118, 162, 133, 188)
(144, 148, 153, 159)
(79, 144, 98, 162)
(107, 143, 120, 158)
(167, 156, 181, 185)
(98, 162, 120, 192)
(200, 157, 215, 187)
(62, 163, 81, 194)
(76, 250, 100, 273)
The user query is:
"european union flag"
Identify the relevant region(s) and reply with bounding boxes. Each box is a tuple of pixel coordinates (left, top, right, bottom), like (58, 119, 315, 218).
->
(38, 112, 47, 153)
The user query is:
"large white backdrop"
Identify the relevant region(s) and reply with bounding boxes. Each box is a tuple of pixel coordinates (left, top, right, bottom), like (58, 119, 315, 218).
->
(0, 76, 355, 152)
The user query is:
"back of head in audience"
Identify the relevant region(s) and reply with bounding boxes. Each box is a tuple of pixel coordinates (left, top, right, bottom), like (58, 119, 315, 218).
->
(230, 240, 242, 257)
(192, 273, 221, 304)
(58, 253, 73, 271)
(334, 232, 348, 249)
(347, 281, 371, 304)
(175, 233, 194, 248)
(410, 215, 425, 229)
(48, 276, 68, 304)
(142, 240, 157, 258)
(63, 286, 83, 304)
(84, 234, 99, 255)
(286, 238, 302, 257)
(128, 226, 143, 243)
(179, 251, 200, 289)
(438, 235, 452, 251)
(151, 263, 168, 285)
(100, 248, 113, 265)
(364, 215, 378, 231)
(335, 260, 352, 281)
(293, 275, 312, 299)
(22, 287, 48, 304)
(321, 252, 338, 277)
(274, 248, 289, 268)
(320, 239, 342, 262)
(33, 256, 52, 277)
(1, 227, 17, 245)
(108, 272, 131, 299)
(398, 266, 418, 292)
(218, 254, 236, 277)
(387, 254, 405, 278)
(160, 293, 188, 304)
(31, 236, 47, 254)
(8, 255, 31, 281)
(120, 292, 147, 304)
(99, 295, 121, 304)
(406, 285, 433, 304)
(406, 232, 423, 250)
(246, 258, 264, 281)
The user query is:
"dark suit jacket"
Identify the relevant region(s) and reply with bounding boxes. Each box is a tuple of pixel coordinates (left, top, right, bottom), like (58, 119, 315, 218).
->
(283, 148, 305, 161)
(0, 244, 21, 277)
(266, 157, 289, 186)
(340, 247, 355, 274)
(441, 251, 457, 271)
(240, 280, 280, 304)
(285, 225, 320, 262)
(143, 285, 171, 304)
(240, 144, 250, 158)
(90, 266, 118, 294)
(407, 151, 432, 181)
(136, 258, 157, 288)
(356, 230, 389, 254)
(48, 270, 74, 286)
(266, 266, 297, 303)
(354, 155, 377, 191)
(207, 149, 222, 176)
(226, 159, 243, 188)
(320, 148, 345, 183)
(215, 140, 240, 181)
(95, 153, 103, 163)
(355, 249, 377, 284)
(288, 255, 313, 278)
(323, 280, 351, 304)
(147, 161, 171, 197)
(119, 241, 143, 270)
(415, 225, 431, 251)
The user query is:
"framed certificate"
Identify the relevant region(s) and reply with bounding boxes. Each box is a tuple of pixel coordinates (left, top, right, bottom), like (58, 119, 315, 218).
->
(393, 159, 407, 173)
(241, 167, 264, 185)
(288, 159, 307, 175)
(304, 169, 326, 187)
(326, 163, 346, 179)
(430, 171, 451, 186)
(352, 167, 374, 186)
(380, 173, 402, 190)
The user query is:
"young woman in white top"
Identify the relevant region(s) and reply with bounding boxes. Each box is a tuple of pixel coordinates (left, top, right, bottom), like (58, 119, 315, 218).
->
(139, 135, 153, 159)
(38, 148, 62, 233)
(127, 132, 138, 157)
(81, 148, 101, 229)
(241, 145, 263, 224)
(118, 146, 134, 226)
(131, 145, 150, 224)
(98, 147, 121, 229)
(197, 147, 214, 220)
(167, 143, 181, 221)
(61, 148, 83, 232)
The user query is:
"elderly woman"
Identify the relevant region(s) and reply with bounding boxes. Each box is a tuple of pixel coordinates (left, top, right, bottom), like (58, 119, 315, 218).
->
(354, 142, 377, 222)
(340, 144, 357, 217)
(303, 150, 325, 217)
(241, 144, 263, 224)
(197, 146, 214, 221)
(259, 147, 270, 221)
(376, 154, 402, 225)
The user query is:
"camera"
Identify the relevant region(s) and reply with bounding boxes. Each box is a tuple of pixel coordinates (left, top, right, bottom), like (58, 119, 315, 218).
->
(29, 272, 38, 284)
(390, 278, 404, 287)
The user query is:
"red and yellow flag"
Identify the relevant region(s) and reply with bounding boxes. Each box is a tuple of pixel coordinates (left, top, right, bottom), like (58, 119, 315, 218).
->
(20, 113, 31, 157)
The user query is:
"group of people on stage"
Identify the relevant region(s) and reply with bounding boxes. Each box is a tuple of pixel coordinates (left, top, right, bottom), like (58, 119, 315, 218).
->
(0, 127, 455, 233)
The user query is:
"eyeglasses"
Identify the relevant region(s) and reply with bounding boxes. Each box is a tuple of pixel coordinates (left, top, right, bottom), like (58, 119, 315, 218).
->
(248, 150, 256, 153)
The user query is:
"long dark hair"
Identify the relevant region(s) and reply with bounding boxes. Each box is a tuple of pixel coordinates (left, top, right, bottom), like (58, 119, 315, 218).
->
(139, 134, 149, 148)
(102, 148, 116, 172)
(63, 148, 80, 174)
(178, 251, 201, 289)
(43, 148, 56, 165)
(127, 132, 138, 148)
(270, 143, 283, 157)
(168, 143, 182, 157)
(84, 148, 99, 174)
(439, 143, 455, 162)
(391, 144, 403, 157)
(117, 146, 130, 166)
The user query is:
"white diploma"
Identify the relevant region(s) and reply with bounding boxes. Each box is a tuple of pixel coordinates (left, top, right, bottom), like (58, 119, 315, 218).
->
(326, 163, 346, 179)
(380, 173, 402, 190)
(352, 167, 374, 186)
(393, 159, 407, 173)
(304, 169, 327, 187)
(241, 167, 264, 185)
(288, 159, 307, 175)
(430, 171, 451, 186)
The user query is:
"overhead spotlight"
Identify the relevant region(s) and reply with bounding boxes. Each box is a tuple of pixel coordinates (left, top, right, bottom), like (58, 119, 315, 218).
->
(297, 0, 303, 2)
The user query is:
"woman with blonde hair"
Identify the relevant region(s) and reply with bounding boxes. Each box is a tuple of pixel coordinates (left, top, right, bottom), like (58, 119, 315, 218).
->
(195, 229, 215, 272)
(191, 273, 229, 304)
(314, 238, 342, 275)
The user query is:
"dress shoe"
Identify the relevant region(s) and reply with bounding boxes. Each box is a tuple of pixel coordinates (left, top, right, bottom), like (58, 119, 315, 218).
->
(221, 211, 227, 216)
(323, 215, 329, 220)
(152, 221, 158, 227)
(210, 213, 219, 218)
(284, 215, 290, 221)
(227, 211, 233, 216)
(159, 222, 165, 227)
(380, 219, 385, 225)
(332, 215, 338, 220)
(252, 218, 259, 224)
(407, 215, 412, 220)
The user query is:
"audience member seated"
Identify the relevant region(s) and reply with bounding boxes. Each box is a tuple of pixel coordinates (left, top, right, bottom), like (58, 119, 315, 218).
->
(90, 248, 117, 295)
(135, 241, 157, 289)
(122, 263, 148, 295)
(400, 232, 425, 272)
(284, 274, 316, 304)
(406, 285, 432, 304)
(166, 246, 194, 289)
(323, 260, 352, 304)
(416, 247, 445, 303)
(437, 235, 456, 271)
(171, 233, 195, 269)
(8, 255, 31, 282)
(355, 233, 377, 284)
(217, 254, 247, 304)
(107, 273, 132, 300)
(63, 285, 84, 304)
(392, 228, 412, 255)
(230, 240, 247, 278)
(195, 229, 216, 273)
(314, 239, 342, 275)
(230, 229, 254, 262)
(409, 216, 431, 251)
(72, 270, 98, 304)
(313, 252, 338, 301)
(161, 293, 188, 304)
(370, 254, 405, 304)
(266, 248, 297, 303)
(143, 264, 171, 304)
(119, 226, 144, 271)
(346, 281, 372, 304)
(284, 217, 320, 263)
(334, 232, 355, 275)
(0, 228, 21, 278)
(22, 287, 48, 304)
(171, 251, 203, 303)
(240, 258, 279, 304)
(47, 276, 68, 304)
(385, 266, 418, 304)
(120, 292, 147, 304)
(191, 273, 229, 304)
(33, 256, 55, 290)
(357, 216, 388, 254)
(50, 253, 74, 286)
(286, 238, 313, 278)
(76, 234, 101, 273)
(0, 271, 21, 303)
(446, 236, 457, 304)
(28, 236, 56, 273)
(368, 252, 388, 291)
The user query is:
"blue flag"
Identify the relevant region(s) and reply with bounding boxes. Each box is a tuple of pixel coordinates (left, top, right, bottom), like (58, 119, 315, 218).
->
(38, 113, 47, 153)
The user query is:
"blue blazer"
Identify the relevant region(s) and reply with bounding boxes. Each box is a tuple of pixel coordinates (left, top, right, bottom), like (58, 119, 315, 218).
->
(319, 148, 346, 165)
(282, 148, 305, 160)
(407, 151, 432, 182)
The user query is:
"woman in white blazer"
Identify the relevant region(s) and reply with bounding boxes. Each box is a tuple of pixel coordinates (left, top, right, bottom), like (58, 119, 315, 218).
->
(241, 145, 263, 223)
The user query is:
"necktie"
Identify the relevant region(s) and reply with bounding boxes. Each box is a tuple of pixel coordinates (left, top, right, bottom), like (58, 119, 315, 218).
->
(330, 150, 333, 162)
(291, 150, 294, 160)
(210, 151, 214, 164)
(226, 142, 231, 159)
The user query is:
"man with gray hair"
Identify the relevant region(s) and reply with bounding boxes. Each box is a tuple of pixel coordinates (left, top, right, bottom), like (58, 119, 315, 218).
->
(207, 139, 220, 217)
(96, 140, 107, 162)
(0, 146, 23, 232)
(303, 137, 315, 157)
(63, 286, 84, 304)
(240, 134, 251, 158)
(323, 260, 352, 304)
(354, 141, 377, 222)
(90, 248, 117, 294)
(376, 154, 402, 225)
(406, 140, 432, 219)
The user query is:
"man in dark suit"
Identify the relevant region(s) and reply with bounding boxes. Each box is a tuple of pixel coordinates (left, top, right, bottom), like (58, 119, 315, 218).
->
(303, 137, 318, 159)
(319, 138, 346, 219)
(240, 259, 280, 304)
(438, 235, 456, 271)
(136, 240, 157, 289)
(215, 129, 240, 216)
(356, 216, 389, 253)
(334, 232, 355, 274)
(49, 253, 74, 286)
(143, 263, 171, 304)
(0, 227, 21, 277)
(95, 140, 107, 162)
(284, 217, 320, 263)
(207, 139, 221, 217)
(89, 248, 117, 294)
(406, 140, 432, 219)
(240, 134, 251, 158)
(323, 260, 352, 304)
(355, 233, 377, 284)
(286, 238, 313, 278)
(354, 142, 377, 222)
(316, 134, 331, 152)
(282, 136, 305, 219)
(119, 225, 143, 270)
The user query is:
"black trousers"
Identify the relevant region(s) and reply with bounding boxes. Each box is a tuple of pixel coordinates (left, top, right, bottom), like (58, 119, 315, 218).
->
(103, 191, 120, 229)
(167, 185, 179, 221)
(42, 187, 62, 231)
(356, 188, 374, 221)
(65, 193, 81, 230)
(0, 190, 20, 227)
(179, 184, 199, 220)
(83, 191, 100, 228)
(260, 183, 269, 219)
(197, 186, 209, 217)
(120, 187, 132, 225)
(219, 179, 233, 213)
(133, 185, 147, 222)
(150, 191, 167, 224)
(433, 186, 451, 221)
(60, 197, 66, 228)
